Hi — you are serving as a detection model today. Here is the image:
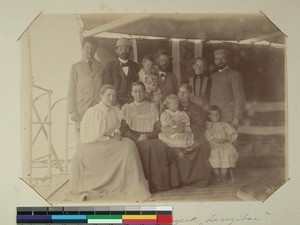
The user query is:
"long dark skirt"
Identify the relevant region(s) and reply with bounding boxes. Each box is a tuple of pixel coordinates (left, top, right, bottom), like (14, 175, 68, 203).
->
(137, 139, 211, 192)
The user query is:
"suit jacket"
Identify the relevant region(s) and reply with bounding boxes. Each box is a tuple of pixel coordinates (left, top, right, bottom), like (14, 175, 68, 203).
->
(103, 59, 139, 105)
(210, 67, 246, 122)
(68, 59, 105, 117)
(184, 75, 211, 108)
(157, 71, 179, 100)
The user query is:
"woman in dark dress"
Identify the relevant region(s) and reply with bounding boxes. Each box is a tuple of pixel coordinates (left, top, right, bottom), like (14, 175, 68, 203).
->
(136, 83, 211, 192)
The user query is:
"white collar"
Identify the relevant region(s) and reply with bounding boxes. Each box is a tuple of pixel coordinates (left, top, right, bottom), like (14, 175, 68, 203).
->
(218, 66, 229, 72)
(118, 58, 129, 64)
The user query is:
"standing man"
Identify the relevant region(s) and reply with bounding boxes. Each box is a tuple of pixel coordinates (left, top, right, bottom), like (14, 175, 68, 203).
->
(103, 37, 139, 106)
(185, 57, 211, 109)
(155, 50, 178, 100)
(210, 49, 245, 129)
(68, 37, 105, 137)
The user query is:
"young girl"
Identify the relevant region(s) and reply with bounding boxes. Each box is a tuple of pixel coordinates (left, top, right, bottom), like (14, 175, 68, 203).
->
(138, 55, 162, 105)
(158, 94, 194, 150)
(205, 105, 239, 182)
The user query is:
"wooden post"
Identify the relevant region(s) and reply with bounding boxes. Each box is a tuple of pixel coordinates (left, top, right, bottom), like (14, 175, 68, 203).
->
(20, 30, 33, 184)
(194, 40, 203, 58)
(132, 39, 138, 63)
(172, 39, 181, 85)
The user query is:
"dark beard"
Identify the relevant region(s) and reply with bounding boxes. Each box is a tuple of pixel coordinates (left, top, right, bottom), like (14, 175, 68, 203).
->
(159, 65, 168, 72)
(217, 63, 226, 70)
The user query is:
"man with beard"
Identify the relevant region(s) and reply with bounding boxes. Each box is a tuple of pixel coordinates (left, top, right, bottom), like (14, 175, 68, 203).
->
(210, 49, 245, 129)
(185, 57, 211, 109)
(103, 37, 139, 106)
(155, 50, 178, 100)
(68, 37, 105, 137)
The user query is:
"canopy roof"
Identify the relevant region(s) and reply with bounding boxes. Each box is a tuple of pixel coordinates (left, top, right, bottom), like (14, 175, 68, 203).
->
(80, 13, 284, 44)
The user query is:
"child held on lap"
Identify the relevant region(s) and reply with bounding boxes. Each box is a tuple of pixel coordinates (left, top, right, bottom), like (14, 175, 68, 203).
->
(158, 94, 194, 156)
(138, 55, 162, 106)
(205, 105, 239, 182)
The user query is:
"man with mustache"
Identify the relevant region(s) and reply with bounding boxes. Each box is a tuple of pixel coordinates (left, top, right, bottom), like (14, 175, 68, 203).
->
(103, 37, 139, 106)
(68, 37, 105, 137)
(210, 49, 245, 129)
(155, 50, 179, 100)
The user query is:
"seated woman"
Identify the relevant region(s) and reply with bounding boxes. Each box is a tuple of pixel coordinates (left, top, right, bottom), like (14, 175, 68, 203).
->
(121, 81, 159, 142)
(120, 82, 170, 193)
(138, 83, 211, 192)
(68, 84, 151, 202)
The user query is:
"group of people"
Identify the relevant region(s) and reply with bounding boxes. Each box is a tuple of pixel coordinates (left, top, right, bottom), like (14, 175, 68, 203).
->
(67, 36, 246, 202)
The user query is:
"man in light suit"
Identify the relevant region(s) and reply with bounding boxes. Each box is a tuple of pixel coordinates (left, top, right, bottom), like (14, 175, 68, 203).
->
(210, 49, 246, 128)
(103, 37, 139, 106)
(155, 50, 178, 100)
(68, 37, 105, 137)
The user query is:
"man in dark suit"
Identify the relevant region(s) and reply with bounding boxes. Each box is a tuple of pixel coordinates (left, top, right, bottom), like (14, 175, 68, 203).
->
(103, 37, 139, 106)
(155, 50, 178, 100)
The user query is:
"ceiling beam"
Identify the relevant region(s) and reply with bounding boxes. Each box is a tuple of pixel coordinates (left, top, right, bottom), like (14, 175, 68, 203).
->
(82, 14, 152, 38)
(239, 32, 283, 43)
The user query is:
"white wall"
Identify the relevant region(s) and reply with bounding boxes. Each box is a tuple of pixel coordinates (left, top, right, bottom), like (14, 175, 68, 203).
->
(28, 14, 81, 172)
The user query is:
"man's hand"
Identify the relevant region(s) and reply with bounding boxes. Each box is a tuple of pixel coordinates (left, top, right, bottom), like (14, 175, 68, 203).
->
(70, 111, 80, 122)
(231, 118, 239, 129)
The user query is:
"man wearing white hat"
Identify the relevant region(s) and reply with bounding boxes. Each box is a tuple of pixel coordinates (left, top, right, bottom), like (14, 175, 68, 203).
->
(103, 37, 139, 106)
(210, 49, 246, 128)
(68, 37, 105, 137)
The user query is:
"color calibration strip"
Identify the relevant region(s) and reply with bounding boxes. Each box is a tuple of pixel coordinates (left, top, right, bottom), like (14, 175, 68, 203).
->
(17, 206, 172, 224)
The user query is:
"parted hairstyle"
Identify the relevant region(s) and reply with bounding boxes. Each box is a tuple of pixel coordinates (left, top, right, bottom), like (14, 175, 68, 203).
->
(81, 37, 99, 48)
(179, 83, 193, 94)
(131, 81, 146, 91)
(99, 84, 116, 96)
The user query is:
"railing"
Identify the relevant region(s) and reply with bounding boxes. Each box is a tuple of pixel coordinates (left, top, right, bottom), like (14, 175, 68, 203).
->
(31, 84, 74, 183)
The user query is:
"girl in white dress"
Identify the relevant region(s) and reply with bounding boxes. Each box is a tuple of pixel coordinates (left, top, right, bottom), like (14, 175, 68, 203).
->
(205, 105, 239, 182)
(158, 94, 194, 149)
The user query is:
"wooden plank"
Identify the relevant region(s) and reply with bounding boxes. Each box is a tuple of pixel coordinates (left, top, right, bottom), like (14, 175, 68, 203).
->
(238, 125, 285, 135)
(239, 32, 283, 43)
(82, 14, 152, 37)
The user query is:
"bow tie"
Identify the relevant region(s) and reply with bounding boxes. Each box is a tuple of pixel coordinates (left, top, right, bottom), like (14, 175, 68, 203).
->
(159, 72, 166, 77)
(120, 62, 129, 67)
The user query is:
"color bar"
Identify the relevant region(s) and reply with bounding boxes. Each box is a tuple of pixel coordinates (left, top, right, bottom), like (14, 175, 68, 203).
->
(157, 214, 173, 224)
(88, 219, 123, 224)
(17, 215, 51, 223)
(122, 219, 157, 224)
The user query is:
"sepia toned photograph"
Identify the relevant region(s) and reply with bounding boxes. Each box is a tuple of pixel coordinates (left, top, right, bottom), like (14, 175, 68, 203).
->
(20, 13, 287, 204)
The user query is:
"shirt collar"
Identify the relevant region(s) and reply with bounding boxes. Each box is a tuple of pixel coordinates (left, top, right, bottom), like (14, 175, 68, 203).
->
(118, 58, 129, 64)
(100, 101, 111, 111)
(218, 66, 229, 72)
(83, 56, 94, 64)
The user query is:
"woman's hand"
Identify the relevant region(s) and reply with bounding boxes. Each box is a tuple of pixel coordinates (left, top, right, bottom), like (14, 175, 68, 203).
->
(137, 134, 148, 142)
(111, 133, 122, 141)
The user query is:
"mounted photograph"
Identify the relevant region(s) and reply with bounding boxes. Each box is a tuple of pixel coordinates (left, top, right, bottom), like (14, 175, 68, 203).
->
(20, 13, 287, 203)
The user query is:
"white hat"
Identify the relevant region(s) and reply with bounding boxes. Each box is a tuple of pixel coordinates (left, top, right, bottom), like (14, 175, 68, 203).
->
(115, 37, 132, 48)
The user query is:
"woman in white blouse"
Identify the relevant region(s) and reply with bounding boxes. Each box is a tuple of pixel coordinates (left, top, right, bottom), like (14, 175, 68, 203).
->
(68, 84, 151, 202)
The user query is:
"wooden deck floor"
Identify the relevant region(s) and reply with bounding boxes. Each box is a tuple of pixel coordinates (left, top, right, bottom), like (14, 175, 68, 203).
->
(46, 167, 284, 204)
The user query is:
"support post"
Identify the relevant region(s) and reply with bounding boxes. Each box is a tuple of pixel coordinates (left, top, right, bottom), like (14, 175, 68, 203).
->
(65, 98, 69, 172)
(132, 39, 138, 63)
(171, 39, 181, 85)
(194, 40, 203, 58)
(47, 91, 52, 182)
(20, 30, 33, 184)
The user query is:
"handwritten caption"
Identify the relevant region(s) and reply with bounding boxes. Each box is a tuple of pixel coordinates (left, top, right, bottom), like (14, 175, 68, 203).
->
(173, 212, 271, 225)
